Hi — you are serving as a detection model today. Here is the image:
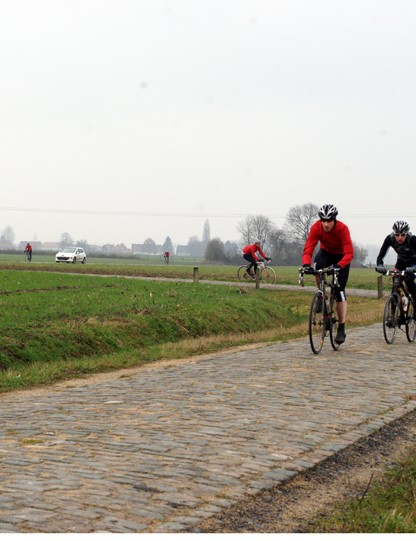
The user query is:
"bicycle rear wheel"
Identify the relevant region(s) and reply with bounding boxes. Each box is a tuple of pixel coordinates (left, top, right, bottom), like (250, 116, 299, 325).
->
(383, 294, 399, 344)
(237, 265, 250, 281)
(309, 291, 325, 354)
(260, 266, 276, 284)
(328, 296, 340, 351)
(406, 297, 416, 342)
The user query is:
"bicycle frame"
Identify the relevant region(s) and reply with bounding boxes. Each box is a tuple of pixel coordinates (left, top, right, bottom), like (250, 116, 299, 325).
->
(299, 266, 341, 354)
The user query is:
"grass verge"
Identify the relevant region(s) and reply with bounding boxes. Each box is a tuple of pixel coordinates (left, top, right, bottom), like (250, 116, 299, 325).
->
(0, 269, 383, 392)
(312, 452, 416, 533)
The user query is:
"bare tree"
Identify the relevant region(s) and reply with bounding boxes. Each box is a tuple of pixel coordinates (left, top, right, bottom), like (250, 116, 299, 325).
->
(267, 227, 303, 265)
(1, 226, 15, 243)
(237, 214, 275, 248)
(353, 243, 368, 267)
(60, 232, 74, 247)
(187, 235, 204, 257)
(285, 203, 319, 243)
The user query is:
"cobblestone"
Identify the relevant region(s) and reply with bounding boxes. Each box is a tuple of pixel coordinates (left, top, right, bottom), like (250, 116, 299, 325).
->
(0, 322, 415, 532)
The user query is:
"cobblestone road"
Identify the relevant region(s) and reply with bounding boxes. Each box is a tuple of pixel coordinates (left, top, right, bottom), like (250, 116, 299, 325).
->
(1, 322, 415, 533)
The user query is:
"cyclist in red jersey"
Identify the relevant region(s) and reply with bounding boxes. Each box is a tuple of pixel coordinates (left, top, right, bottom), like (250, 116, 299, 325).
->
(302, 204, 354, 344)
(242, 240, 270, 278)
(24, 242, 33, 261)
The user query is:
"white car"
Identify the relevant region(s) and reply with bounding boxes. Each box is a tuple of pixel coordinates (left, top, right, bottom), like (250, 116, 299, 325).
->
(55, 247, 87, 264)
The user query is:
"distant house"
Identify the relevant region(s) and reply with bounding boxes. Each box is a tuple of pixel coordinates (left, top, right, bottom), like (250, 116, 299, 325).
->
(131, 243, 162, 255)
(19, 241, 43, 251)
(40, 241, 61, 252)
(102, 243, 132, 255)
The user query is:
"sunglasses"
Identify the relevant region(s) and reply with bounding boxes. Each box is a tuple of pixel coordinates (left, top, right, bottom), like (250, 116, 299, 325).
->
(321, 219, 334, 223)
(395, 233, 406, 237)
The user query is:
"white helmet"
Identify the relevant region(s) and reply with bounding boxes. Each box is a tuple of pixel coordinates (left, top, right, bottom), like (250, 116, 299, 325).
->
(318, 204, 338, 221)
(392, 220, 410, 234)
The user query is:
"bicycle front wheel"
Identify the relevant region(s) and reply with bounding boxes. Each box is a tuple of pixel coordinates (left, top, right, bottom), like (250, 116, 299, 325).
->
(328, 296, 340, 351)
(260, 266, 276, 284)
(309, 291, 325, 354)
(406, 297, 416, 342)
(383, 294, 399, 344)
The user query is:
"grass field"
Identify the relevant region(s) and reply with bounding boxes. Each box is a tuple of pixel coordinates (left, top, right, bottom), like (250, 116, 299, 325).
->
(0, 256, 389, 290)
(0, 265, 384, 392)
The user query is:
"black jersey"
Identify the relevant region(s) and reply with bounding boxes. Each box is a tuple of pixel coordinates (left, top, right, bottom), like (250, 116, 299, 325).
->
(376, 232, 416, 265)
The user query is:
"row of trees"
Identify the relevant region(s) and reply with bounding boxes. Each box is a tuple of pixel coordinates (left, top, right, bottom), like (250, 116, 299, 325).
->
(203, 203, 368, 267)
(1, 204, 368, 266)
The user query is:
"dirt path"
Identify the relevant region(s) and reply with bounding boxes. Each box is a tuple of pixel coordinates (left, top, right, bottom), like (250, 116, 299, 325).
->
(194, 408, 416, 533)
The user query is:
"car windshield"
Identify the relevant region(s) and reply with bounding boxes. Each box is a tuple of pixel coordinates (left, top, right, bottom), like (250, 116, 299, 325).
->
(62, 247, 76, 252)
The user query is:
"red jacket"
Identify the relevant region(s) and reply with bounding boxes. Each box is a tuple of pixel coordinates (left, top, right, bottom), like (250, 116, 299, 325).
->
(302, 220, 354, 269)
(242, 244, 267, 260)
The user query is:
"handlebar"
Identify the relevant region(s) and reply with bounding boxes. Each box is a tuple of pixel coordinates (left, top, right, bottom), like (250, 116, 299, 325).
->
(299, 266, 340, 276)
(298, 266, 340, 287)
(376, 268, 416, 277)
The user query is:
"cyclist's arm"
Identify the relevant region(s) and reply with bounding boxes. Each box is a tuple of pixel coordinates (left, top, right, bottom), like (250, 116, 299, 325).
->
(257, 247, 267, 260)
(336, 226, 354, 268)
(302, 223, 320, 266)
(376, 235, 392, 266)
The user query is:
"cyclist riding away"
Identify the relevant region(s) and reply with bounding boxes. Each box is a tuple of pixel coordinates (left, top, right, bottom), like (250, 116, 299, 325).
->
(301, 204, 354, 345)
(242, 240, 270, 279)
(376, 220, 416, 302)
(24, 242, 32, 261)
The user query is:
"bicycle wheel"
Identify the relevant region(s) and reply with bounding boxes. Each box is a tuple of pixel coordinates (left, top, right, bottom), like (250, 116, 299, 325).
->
(309, 291, 325, 354)
(383, 294, 399, 344)
(237, 265, 251, 281)
(328, 296, 340, 351)
(260, 266, 276, 284)
(405, 297, 416, 342)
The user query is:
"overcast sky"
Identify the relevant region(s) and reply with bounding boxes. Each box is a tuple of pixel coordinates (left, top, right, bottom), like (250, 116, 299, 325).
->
(1, 0, 416, 251)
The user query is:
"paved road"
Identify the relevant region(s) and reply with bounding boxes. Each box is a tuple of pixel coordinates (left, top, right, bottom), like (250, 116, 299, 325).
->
(0, 322, 415, 533)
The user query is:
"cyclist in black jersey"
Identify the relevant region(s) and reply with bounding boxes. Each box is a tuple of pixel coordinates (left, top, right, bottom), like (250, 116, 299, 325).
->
(376, 220, 416, 301)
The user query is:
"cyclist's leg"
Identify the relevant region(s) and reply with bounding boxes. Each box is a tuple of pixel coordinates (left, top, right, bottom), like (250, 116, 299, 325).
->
(316, 251, 349, 344)
(334, 263, 349, 343)
(402, 261, 416, 306)
(317, 251, 349, 322)
(313, 249, 332, 289)
(243, 254, 256, 275)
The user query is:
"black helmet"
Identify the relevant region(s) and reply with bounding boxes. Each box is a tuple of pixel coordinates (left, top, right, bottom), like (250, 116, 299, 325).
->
(318, 204, 338, 221)
(392, 220, 410, 234)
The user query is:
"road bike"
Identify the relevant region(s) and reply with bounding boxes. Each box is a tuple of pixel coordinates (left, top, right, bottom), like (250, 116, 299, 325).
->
(299, 266, 341, 354)
(376, 268, 416, 344)
(24, 250, 32, 262)
(237, 259, 276, 284)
